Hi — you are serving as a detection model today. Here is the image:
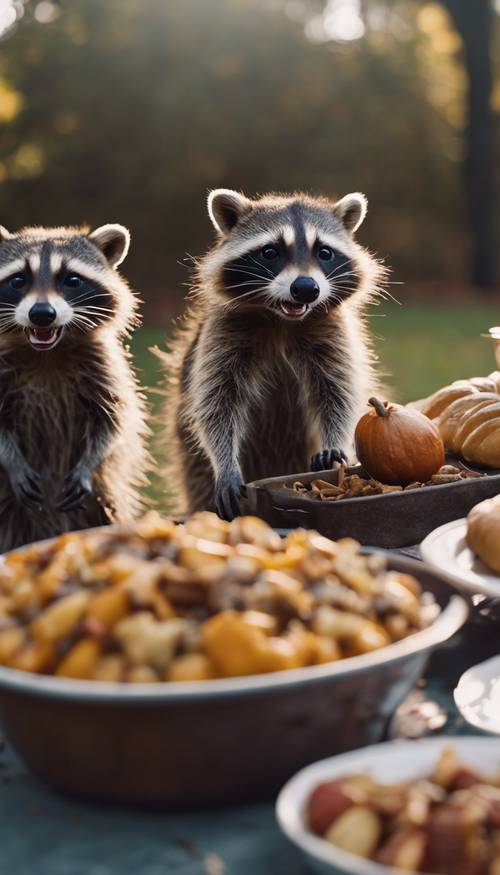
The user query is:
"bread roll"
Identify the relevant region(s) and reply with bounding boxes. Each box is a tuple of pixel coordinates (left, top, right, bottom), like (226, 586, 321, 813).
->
(437, 394, 500, 468)
(413, 382, 479, 420)
(467, 495, 500, 574)
(410, 372, 500, 468)
(414, 372, 500, 420)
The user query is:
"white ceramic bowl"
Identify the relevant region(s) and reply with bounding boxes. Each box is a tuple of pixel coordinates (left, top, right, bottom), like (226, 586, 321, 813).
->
(455, 654, 500, 735)
(276, 736, 500, 875)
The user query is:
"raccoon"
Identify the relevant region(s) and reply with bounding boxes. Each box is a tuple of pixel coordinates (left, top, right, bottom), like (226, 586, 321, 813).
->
(162, 190, 386, 520)
(0, 223, 149, 551)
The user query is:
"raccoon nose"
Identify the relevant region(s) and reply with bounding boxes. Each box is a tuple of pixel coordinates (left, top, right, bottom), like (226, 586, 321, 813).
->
(290, 276, 320, 304)
(29, 302, 57, 326)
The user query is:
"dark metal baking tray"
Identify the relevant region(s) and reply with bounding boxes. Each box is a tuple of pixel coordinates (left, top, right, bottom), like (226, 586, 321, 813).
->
(244, 460, 500, 549)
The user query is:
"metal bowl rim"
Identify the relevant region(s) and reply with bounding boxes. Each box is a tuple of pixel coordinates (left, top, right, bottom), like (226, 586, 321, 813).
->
(0, 542, 468, 703)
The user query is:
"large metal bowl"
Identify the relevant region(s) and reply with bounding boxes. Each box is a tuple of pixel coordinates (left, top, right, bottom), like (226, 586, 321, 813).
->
(0, 553, 467, 807)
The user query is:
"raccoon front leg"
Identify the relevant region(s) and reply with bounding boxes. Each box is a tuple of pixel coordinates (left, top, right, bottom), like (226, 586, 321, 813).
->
(57, 403, 115, 512)
(0, 430, 44, 507)
(308, 369, 351, 473)
(190, 355, 250, 521)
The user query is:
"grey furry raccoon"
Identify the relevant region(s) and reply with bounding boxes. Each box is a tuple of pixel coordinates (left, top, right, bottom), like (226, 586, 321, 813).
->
(0, 223, 149, 551)
(162, 190, 386, 520)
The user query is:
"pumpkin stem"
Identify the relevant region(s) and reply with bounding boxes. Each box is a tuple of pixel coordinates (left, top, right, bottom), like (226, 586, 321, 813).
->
(368, 397, 391, 418)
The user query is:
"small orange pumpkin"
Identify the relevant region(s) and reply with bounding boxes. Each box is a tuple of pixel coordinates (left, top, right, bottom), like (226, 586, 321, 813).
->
(355, 397, 445, 486)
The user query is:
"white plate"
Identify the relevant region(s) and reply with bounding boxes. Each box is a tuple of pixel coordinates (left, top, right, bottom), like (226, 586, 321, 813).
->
(276, 736, 500, 875)
(420, 518, 500, 598)
(455, 654, 500, 735)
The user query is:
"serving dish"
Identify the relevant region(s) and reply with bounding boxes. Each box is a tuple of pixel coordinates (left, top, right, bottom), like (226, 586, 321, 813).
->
(421, 518, 500, 599)
(245, 461, 500, 549)
(454, 654, 500, 735)
(276, 735, 500, 875)
(0, 544, 466, 806)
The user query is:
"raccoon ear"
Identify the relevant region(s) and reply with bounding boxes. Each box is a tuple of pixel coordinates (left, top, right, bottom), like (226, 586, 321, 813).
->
(0, 226, 11, 242)
(208, 189, 252, 235)
(335, 193, 367, 234)
(89, 224, 130, 267)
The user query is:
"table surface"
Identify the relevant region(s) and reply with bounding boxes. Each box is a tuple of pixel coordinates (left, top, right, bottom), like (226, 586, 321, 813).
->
(1, 552, 498, 875)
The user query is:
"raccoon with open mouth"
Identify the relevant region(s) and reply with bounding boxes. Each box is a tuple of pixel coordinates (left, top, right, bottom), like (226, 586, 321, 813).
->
(0, 223, 149, 551)
(162, 189, 386, 520)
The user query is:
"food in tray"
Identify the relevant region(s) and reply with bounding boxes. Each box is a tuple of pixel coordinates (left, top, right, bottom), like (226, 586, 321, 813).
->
(355, 397, 445, 486)
(467, 495, 500, 574)
(308, 746, 500, 873)
(411, 371, 500, 469)
(290, 463, 481, 502)
(0, 512, 439, 682)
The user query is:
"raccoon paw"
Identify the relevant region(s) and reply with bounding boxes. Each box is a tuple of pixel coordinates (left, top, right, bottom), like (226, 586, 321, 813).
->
(310, 448, 347, 472)
(57, 468, 92, 513)
(214, 476, 246, 522)
(11, 466, 44, 509)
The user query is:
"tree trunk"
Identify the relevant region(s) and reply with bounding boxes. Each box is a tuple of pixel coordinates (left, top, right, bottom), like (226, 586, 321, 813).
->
(441, 0, 497, 289)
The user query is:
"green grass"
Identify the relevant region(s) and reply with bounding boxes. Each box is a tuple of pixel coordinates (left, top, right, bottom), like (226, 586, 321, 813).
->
(133, 305, 499, 504)
(370, 304, 498, 402)
(133, 305, 499, 405)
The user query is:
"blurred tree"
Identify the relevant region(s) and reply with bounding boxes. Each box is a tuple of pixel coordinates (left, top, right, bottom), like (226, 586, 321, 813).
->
(309, 0, 498, 290)
(0, 0, 497, 310)
(440, 0, 496, 289)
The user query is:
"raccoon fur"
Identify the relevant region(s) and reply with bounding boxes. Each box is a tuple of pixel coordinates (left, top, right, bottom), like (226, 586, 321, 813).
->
(161, 190, 386, 520)
(0, 223, 149, 551)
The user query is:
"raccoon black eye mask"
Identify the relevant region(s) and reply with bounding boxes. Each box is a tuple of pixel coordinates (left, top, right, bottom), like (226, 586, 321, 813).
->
(216, 203, 361, 323)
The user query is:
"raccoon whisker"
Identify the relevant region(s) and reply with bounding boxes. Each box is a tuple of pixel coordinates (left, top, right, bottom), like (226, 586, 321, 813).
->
(224, 266, 272, 282)
(375, 286, 398, 302)
(247, 255, 274, 278)
(222, 291, 269, 309)
(378, 288, 402, 305)
(73, 305, 114, 315)
(221, 287, 269, 310)
(326, 262, 360, 279)
(70, 314, 98, 330)
(68, 291, 113, 305)
(223, 280, 270, 292)
(330, 283, 357, 293)
(326, 268, 359, 282)
(0, 318, 16, 331)
(73, 308, 113, 321)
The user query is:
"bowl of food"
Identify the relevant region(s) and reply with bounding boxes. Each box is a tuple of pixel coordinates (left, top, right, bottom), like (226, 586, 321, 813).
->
(0, 513, 467, 805)
(276, 736, 500, 875)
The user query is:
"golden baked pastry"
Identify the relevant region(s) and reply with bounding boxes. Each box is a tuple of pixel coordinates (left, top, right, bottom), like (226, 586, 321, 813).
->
(438, 393, 500, 468)
(410, 372, 500, 468)
(467, 495, 500, 574)
(412, 371, 500, 420)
